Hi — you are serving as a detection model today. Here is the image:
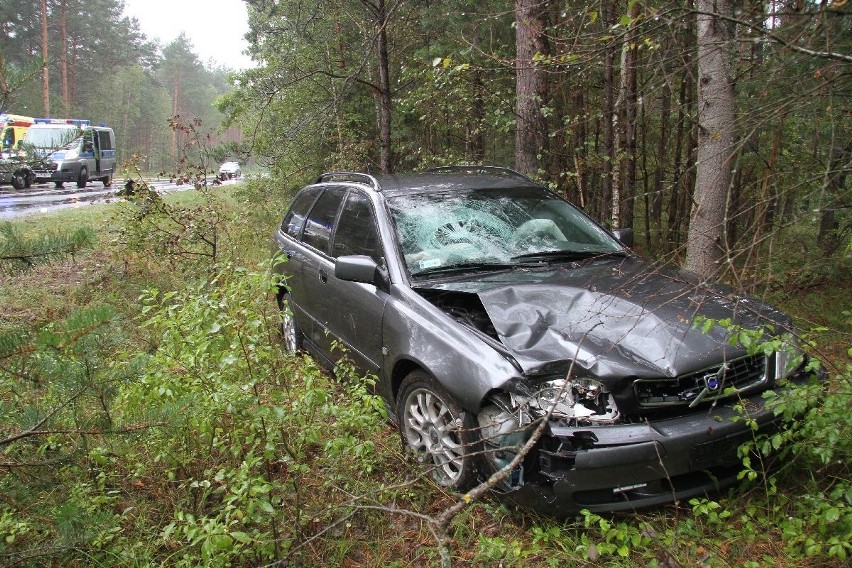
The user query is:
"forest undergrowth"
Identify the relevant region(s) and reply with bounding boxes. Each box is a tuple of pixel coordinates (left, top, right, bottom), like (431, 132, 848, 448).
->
(0, 179, 849, 567)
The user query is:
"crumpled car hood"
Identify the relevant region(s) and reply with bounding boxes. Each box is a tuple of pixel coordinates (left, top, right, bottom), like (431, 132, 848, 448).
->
(438, 257, 787, 379)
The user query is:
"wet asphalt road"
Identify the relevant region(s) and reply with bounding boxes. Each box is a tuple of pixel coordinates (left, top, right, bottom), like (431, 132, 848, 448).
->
(0, 177, 240, 220)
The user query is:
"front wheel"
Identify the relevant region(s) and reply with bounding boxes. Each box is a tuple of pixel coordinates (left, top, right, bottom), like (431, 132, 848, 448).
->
(11, 172, 24, 190)
(397, 370, 479, 490)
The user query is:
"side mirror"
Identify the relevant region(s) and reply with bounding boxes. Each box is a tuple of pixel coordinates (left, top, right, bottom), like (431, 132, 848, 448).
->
(613, 227, 634, 248)
(335, 255, 386, 288)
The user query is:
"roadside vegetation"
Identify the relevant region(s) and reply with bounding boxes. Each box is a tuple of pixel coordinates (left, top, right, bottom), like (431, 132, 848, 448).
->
(0, 178, 849, 567)
(2, 0, 850, 565)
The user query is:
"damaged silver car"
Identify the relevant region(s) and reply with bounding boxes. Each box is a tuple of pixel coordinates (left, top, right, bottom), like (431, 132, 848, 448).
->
(273, 166, 808, 514)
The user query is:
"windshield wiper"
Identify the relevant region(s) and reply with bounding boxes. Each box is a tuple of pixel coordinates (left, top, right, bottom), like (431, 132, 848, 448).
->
(412, 261, 517, 277)
(510, 250, 626, 262)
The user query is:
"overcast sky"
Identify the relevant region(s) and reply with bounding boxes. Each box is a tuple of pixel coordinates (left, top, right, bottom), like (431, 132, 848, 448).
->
(121, 0, 254, 70)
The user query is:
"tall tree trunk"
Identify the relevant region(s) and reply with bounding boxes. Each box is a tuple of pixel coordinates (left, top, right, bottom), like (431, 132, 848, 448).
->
(571, 92, 587, 209)
(471, 69, 485, 162)
(684, 0, 736, 280)
(60, 0, 69, 114)
(470, 29, 485, 162)
(70, 43, 77, 105)
(667, 65, 689, 252)
(40, 0, 50, 116)
(171, 75, 180, 161)
(514, 0, 549, 177)
(601, 0, 616, 222)
(623, 2, 639, 231)
(0, 50, 9, 110)
(653, 77, 672, 252)
(374, 0, 393, 174)
(613, 1, 641, 230)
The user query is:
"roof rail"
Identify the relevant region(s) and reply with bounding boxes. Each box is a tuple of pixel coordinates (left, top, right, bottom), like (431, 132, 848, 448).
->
(315, 171, 381, 191)
(424, 165, 536, 183)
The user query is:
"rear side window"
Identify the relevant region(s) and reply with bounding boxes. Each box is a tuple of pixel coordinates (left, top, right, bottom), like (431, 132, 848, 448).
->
(332, 191, 381, 261)
(302, 187, 346, 254)
(281, 186, 322, 238)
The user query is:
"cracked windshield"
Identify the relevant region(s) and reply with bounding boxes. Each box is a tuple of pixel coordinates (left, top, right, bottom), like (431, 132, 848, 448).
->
(389, 186, 623, 275)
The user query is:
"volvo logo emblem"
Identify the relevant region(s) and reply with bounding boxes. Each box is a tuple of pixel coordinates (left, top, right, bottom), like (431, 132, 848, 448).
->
(690, 362, 730, 408)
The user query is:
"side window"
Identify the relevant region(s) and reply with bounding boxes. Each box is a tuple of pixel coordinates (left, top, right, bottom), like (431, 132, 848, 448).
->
(332, 191, 382, 261)
(81, 130, 94, 153)
(302, 187, 346, 254)
(98, 130, 113, 150)
(281, 186, 322, 238)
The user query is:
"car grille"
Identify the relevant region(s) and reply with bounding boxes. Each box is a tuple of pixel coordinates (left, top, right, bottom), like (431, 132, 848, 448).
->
(634, 354, 768, 408)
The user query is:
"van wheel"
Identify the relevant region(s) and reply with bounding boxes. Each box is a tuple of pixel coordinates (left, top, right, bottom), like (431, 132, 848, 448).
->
(11, 172, 25, 190)
(77, 167, 88, 188)
(102, 176, 112, 187)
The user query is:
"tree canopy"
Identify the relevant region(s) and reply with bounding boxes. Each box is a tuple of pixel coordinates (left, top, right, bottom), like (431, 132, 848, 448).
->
(0, 0, 239, 173)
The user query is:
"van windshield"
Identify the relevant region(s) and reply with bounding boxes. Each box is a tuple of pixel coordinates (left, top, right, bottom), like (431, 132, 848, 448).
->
(25, 127, 80, 148)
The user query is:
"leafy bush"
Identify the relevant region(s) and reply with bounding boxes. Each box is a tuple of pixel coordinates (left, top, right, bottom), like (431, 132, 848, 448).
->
(0, 263, 390, 565)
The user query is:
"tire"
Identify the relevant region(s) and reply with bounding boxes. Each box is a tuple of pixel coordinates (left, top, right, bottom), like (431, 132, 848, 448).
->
(397, 370, 480, 490)
(55, 182, 64, 189)
(279, 292, 303, 353)
(24, 171, 34, 188)
(11, 172, 24, 190)
(102, 176, 112, 187)
(77, 167, 88, 188)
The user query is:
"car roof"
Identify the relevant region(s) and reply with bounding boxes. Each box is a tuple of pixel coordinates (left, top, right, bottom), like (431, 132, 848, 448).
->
(312, 168, 544, 197)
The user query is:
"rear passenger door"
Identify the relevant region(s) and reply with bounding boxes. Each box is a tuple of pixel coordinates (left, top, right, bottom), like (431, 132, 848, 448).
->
(274, 185, 324, 344)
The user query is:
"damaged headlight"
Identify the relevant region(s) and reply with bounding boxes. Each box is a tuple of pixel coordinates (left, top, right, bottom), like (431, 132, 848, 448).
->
(478, 377, 620, 448)
(529, 377, 620, 423)
(774, 336, 805, 381)
(477, 377, 620, 488)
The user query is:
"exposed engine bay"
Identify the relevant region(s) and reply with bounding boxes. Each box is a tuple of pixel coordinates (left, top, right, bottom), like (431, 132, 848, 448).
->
(415, 288, 499, 340)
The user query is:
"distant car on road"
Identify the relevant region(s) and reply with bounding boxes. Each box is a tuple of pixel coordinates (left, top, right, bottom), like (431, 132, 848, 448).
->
(218, 161, 241, 180)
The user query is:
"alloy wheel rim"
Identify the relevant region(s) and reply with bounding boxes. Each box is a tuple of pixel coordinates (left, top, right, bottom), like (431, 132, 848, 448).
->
(402, 388, 464, 485)
(281, 311, 297, 352)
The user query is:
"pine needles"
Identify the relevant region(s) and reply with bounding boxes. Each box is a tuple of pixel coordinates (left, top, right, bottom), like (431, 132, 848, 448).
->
(0, 222, 95, 272)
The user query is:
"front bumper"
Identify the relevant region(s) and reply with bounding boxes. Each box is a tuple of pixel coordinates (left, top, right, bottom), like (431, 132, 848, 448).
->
(34, 163, 78, 183)
(497, 389, 783, 515)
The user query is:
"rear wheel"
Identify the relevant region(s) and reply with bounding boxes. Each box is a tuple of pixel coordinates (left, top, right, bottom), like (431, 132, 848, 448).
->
(55, 182, 64, 189)
(102, 175, 112, 187)
(77, 167, 88, 188)
(279, 292, 303, 353)
(23, 171, 34, 188)
(397, 370, 480, 490)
